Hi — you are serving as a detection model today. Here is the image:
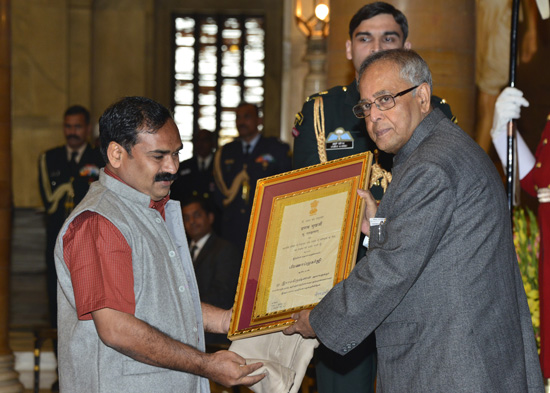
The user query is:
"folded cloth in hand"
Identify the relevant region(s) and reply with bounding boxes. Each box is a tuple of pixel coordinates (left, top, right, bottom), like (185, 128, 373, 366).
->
(229, 332, 319, 393)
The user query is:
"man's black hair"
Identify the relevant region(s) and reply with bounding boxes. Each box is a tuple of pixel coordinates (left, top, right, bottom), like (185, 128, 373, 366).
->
(348, 2, 409, 41)
(181, 195, 215, 216)
(236, 102, 260, 118)
(98, 96, 173, 163)
(64, 105, 90, 125)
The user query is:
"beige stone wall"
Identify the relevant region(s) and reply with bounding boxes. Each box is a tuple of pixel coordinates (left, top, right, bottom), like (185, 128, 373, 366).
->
(92, 0, 154, 121)
(12, 0, 74, 208)
(11, 0, 152, 208)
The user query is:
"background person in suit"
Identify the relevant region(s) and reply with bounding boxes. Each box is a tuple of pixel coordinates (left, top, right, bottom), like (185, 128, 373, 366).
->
(181, 196, 242, 346)
(38, 105, 104, 331)
(285, 49, 543, 392)
(213, 102, 292, 254)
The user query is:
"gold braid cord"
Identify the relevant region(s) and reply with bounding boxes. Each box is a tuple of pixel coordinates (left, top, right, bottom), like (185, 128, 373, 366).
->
(39, 153, 75, 215)
(213, 146, 250, 207)
(369, 163, 392, 193)
(313, 97, 327, 163)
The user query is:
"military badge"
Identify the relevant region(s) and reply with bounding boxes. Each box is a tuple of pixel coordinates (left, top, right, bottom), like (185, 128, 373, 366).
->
(326, 128, 354, 150)
(79, 164, 100, 177)
(255, 154, 275, 170)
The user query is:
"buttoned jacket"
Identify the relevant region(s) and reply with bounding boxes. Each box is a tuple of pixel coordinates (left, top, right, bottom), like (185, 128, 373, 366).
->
(56, 171, 208, 393)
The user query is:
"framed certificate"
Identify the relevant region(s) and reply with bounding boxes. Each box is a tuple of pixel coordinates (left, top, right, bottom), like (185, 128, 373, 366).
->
(228, 152, 373, 340)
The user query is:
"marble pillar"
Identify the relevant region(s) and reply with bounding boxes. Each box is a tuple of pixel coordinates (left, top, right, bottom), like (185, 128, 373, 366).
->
(303, 37, 328, 99)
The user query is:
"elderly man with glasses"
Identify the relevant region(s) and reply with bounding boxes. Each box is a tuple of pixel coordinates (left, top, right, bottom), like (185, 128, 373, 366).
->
(291, 4, 456, 392)
(285, 48, 544, 393)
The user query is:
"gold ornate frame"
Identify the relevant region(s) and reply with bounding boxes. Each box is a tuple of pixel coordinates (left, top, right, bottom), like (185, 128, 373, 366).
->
(228, 152, 372, 340)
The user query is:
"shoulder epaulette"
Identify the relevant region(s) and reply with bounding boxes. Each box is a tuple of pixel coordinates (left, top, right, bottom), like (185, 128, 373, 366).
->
(306, 93, 322, 102)
(305, 86, 347, 103)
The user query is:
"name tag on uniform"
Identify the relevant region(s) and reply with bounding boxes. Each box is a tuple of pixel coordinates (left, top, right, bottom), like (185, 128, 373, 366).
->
(326, 128, 354, 150)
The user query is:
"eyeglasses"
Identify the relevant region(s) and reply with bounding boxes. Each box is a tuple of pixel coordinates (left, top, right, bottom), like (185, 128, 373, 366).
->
(352, 85, 419, 119)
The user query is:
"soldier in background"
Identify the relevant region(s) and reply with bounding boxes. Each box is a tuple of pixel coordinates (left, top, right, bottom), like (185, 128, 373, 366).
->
(171, 129, 221, 233)
(292, 2, 454, 176)
(38, 105, 104, 330)
(171, 129, 217, 202)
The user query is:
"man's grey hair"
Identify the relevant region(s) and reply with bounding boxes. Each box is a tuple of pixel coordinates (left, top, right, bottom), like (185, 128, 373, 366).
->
(358, 49, 433, 94)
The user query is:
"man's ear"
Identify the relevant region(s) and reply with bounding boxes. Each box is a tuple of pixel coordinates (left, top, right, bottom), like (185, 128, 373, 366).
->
(207, 212, 215, 226)
(345, 39, 353, 60)
(416, 83, 432, 114)
(404, 41, 412, 50)
(107, 142, 124, 169)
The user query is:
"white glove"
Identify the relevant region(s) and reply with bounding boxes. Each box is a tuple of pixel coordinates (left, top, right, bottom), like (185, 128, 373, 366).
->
(490, 87, 530, 140)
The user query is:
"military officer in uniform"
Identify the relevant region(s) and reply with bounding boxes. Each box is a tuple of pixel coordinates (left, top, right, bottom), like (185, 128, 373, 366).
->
(39, 105, 104, 330)
(171, 129, 220, 232)
(293, 2, 455, 175)
(171, 129, 217, 202)
(291, 3, 455, 393)
(213, 102, 292, 254)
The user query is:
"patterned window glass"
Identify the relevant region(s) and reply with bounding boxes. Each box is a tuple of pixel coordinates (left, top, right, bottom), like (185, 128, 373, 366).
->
(173, 15, 265, 160)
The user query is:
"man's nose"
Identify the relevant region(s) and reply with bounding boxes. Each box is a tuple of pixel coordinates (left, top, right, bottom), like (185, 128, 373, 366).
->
(369, 103, 384, 122)
(371, 41, 381, 53)
(165, 156, 179, 174)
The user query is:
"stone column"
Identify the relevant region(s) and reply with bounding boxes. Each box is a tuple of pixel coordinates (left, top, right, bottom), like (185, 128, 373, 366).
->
(0, 0, 23, 391)
(303, 37, 328, 98)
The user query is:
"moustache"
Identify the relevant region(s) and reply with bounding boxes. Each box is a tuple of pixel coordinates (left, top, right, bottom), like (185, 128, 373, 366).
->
(66, 134, 82, 141)
(154, 172, 178, 182)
